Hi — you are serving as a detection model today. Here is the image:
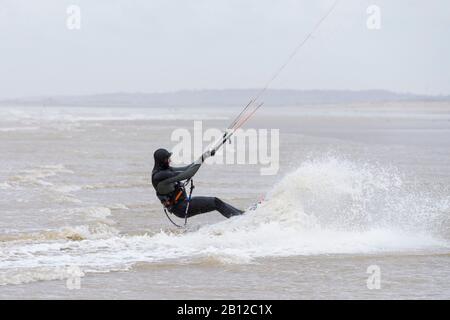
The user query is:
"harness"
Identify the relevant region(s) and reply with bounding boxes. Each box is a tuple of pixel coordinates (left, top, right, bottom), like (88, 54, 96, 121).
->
(163, 179, 195, 228)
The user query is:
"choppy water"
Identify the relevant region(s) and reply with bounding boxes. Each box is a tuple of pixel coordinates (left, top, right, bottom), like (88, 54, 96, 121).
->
(0, 103, 449, 299)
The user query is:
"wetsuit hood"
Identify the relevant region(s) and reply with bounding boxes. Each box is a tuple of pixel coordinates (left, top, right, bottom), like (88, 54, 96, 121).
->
(153, 148, 172, 170)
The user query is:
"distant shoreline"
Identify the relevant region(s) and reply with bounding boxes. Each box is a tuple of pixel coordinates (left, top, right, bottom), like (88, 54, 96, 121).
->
(1, 89, 449, 108)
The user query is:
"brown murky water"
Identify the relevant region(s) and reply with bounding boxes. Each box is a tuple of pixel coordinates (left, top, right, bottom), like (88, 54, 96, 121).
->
(0, 102, 449, 299)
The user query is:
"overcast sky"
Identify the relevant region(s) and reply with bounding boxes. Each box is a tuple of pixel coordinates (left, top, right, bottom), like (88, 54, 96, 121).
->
(0, 0, 449, 99)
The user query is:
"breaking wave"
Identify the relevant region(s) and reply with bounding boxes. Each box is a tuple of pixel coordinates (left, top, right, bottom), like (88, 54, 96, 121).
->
(1, 157, 449, 285)
(8, 164, 74, 187)
(0, 224, 118, 243)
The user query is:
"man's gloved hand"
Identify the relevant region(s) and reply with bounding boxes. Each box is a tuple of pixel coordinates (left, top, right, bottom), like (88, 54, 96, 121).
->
(201, 149, 216, 162)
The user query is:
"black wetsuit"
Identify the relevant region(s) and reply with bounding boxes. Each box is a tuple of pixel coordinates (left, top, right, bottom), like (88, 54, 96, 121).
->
(151, 149, 243, 219)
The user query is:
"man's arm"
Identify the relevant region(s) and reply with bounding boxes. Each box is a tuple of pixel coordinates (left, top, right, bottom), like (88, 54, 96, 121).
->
(156, 163, 201, 194)
(170, 162, 196, 173)
(156, 150, 215, 194)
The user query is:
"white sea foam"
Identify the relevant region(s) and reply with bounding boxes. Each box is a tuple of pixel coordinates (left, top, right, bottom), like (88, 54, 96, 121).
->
(0, 224, 119, 243)
(1, 158, 449, 285)
(0, 267, 85, 286)
(0, 182, 12, 190)
(52, 185, 83, 194)
(109, 203, 129, 210)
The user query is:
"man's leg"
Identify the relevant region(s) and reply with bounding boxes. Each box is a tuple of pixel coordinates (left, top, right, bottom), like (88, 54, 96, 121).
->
(212, 197, 244, 218)
(171, 196, 244, 219)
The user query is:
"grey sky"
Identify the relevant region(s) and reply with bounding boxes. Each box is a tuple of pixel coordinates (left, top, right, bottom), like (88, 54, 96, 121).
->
(0, 0, 449, 99)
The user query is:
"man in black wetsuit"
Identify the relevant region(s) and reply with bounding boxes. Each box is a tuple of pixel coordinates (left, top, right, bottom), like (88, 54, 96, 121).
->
(152, 148, 244, 219)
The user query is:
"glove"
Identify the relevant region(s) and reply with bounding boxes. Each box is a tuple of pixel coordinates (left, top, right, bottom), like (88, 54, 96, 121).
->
(201, 149, 216, 162)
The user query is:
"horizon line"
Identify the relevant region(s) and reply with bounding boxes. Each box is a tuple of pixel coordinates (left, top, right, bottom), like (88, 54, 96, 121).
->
(2, 88, 450, 102)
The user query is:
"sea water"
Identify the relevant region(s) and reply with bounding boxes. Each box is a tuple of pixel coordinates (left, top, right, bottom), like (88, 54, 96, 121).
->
(0, 102, 449, 299)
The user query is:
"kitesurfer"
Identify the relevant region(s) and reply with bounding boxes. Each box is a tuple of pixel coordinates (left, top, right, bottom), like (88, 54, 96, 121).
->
(152, 148, 244, 219)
